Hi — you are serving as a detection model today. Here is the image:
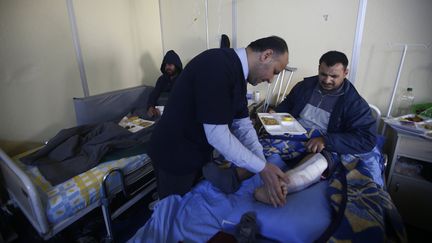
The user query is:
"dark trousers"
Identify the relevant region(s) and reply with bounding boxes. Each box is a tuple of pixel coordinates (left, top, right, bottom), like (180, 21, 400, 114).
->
(153, 165, 202, 199)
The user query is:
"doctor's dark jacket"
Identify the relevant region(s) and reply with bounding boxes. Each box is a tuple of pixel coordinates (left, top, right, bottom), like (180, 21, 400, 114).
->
(148, 48, 248, 174)
(147, 50, 183, 109)
(275, 76, 377, 154)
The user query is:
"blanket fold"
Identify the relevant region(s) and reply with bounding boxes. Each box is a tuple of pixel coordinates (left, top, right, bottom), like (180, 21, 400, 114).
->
(21, 122, 153, 185)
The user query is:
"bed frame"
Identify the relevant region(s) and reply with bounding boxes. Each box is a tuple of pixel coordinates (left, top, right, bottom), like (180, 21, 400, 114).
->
(0, 85, 156, 240)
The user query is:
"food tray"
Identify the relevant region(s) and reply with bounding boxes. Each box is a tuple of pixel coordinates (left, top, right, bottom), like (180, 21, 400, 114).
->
(257, 113, 306, 135)
(384, 114, 432, 139)
(118, 116, 155, 133)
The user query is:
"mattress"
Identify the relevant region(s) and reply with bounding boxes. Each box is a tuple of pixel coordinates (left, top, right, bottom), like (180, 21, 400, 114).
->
(14, 152, 151, 224)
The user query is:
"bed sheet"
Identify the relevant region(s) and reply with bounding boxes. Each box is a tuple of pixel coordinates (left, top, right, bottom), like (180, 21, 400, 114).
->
(15, 153, 151, 224)
(128, 154, 331, 243)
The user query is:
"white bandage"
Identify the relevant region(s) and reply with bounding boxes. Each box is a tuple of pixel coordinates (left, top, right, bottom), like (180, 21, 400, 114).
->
(284, 153, 328, 193)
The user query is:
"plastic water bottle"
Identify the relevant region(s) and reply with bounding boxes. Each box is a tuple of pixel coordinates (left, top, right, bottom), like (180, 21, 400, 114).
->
(396, 87, 415, 116)
(254, 91, 260, 103)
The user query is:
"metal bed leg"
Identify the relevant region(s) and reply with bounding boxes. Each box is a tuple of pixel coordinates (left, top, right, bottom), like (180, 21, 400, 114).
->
(101, 196, 114, 243)
(100, 168, 127, 243)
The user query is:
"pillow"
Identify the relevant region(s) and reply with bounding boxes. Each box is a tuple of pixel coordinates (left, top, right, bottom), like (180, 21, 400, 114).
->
(73, 85, 153, 125)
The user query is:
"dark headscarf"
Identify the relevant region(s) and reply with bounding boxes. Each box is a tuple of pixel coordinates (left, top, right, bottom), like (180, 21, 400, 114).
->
(160, 50, 183, 75)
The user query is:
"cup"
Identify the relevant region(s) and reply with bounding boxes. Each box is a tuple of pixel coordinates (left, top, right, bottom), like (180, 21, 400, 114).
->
(254, 91, 260, 102)
(155, 106, 164, 115)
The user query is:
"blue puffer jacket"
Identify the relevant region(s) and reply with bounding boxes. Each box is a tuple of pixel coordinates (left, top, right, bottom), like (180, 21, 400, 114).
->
(275, 75, 377, 154)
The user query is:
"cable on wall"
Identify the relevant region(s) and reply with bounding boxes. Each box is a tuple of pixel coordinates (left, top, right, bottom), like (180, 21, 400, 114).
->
(232, 0, 237, 48)
(158, 0, 166, 55)
(66, 0, 89, 97)
(205, 0, 209, 49)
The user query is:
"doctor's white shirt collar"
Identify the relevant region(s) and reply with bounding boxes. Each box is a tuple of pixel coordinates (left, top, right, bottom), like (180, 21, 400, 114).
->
(234, 48, 248, 81)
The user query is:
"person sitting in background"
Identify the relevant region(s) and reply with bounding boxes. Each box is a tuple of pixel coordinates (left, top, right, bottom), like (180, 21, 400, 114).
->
(254, 50, 382, 204)
(146, 50, 183, 118)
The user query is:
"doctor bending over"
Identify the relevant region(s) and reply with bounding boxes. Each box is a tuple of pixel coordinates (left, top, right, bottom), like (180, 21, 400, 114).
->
(148, 36, 290, 207)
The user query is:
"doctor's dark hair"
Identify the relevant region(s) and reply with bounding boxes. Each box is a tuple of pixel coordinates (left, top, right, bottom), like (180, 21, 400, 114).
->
(247, 36, 288, 55)
(319, 51, 349, 69)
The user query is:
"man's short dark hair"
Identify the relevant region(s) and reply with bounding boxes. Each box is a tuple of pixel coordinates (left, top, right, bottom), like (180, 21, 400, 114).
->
(247, 36, 288, 55)
(319, 51, 349, 69)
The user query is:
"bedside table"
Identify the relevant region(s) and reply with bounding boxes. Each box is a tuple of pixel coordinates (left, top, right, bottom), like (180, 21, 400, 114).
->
(385, 128, 432, 231)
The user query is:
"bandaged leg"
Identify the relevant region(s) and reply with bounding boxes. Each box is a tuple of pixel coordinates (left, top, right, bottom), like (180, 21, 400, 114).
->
(254, 153, 328, 205)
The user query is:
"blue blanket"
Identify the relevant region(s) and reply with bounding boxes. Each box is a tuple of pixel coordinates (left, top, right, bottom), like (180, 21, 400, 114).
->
(129, 129, 406, 242)
(259, 130, 406, 242)
(128, 154, 331, 242)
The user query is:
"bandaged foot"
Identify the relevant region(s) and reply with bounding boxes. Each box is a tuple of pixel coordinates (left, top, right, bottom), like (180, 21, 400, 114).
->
(254, 153, 328, 205)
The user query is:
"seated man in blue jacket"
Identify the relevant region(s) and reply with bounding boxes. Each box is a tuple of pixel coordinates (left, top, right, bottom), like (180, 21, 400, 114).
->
(255, 51, 382, 204)
(146, 50, 183, 117)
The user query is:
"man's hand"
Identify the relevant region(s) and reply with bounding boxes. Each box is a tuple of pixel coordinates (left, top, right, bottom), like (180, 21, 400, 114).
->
(306, 137, 325, 153)
(147, 107, 161, 117)
(259, 163, 290, 207)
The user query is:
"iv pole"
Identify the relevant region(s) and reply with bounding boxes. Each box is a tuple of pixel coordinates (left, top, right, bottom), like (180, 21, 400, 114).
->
(386, 43, 430, 118)
(381, 43, 430, 136)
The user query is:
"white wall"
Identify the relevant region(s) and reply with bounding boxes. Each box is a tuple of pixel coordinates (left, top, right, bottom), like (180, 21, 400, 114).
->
(235, 0, 358, 97)
(159, 0, 206, 63)
(74, 0, 163, 94)
(1, 0, 431, 154)
(0, 0, 82, 153)
(159, 0, 233, 63)
(357, 0, 432, 116)
(160, 0, 431, 115)
(0, 0, 162, 154)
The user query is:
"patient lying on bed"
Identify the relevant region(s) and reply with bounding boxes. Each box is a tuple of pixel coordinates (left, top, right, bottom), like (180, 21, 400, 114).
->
(254, 152, 328, 204)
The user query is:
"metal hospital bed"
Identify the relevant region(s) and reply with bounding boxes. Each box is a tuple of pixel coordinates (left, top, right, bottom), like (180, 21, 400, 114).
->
(0, 85, 157, 241)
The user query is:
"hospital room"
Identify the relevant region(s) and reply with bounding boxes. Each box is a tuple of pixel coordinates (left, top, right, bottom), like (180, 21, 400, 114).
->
(1, 0, 432, 242)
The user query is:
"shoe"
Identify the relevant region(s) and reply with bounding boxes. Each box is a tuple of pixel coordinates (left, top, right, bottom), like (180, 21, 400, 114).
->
(235, 211, 257, 243)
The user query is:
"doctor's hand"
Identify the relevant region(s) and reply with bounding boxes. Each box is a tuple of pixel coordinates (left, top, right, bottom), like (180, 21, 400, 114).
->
(306, 137, 325, 153)
(259, 163, 290, 208)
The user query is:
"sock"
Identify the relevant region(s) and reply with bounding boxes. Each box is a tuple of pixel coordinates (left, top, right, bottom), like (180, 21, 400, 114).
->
(202, 162, 241, 194)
